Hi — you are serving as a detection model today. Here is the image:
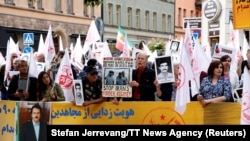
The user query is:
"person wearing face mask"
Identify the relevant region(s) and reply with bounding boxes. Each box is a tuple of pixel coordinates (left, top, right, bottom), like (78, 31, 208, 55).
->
(20, 103, 47, 141)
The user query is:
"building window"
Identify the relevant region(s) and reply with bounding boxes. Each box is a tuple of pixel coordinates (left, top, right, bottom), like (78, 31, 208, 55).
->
(162, 14, 166, 32)
(153, 12, 157, 31)
(55, 0, 62, 13)
(67, 0, 73, 14)
(28, 0, 35, 8)
(191, 10, 193, 17)
(108, 3, 113, 25)
(128, 7, 132, 27)
(90, 7, 94, 18)
(37, 0, 43, 10)
(196, 11, 199, 17)
(145, 11, 149, 30)
(116, 5, 121, 25)
(183, 9, 186, 18)
(178, 8, 182, 26)
(84, 5, 89, 17)
(167, 15, 171, 32)
(5, 0, 14, 4)
(136, 9, 140, 29)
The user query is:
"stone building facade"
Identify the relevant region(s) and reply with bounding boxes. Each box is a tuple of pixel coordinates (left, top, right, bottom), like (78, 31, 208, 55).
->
(0, 0, 101, 55)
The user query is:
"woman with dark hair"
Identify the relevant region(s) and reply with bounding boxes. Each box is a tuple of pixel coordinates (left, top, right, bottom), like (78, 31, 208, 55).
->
(37, 71, 65, 102)
(197, 61, 232, 107)
(220, 55, 239, 96)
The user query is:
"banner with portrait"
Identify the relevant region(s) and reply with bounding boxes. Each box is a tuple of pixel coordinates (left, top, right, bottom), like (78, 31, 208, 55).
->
(73, 80, 84, 106)
(169, 40, 180, 54)
(102, 57, 133, 97)
(154, 56, 175, 84)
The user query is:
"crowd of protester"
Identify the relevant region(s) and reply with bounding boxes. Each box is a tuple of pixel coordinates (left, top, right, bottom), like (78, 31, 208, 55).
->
(0, 43, 249, 108)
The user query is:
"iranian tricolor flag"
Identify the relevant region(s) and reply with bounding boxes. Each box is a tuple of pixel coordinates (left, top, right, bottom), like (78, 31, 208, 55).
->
(116, 26, 126, 52)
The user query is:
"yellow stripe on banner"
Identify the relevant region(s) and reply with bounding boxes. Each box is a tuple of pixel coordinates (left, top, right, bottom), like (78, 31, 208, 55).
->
(51, 102, 203, 125)
(0, 101, 16, 141)
(0, 101, 243, 140)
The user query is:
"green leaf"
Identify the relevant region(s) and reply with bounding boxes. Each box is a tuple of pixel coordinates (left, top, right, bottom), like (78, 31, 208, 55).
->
(84, 0, 102, 7)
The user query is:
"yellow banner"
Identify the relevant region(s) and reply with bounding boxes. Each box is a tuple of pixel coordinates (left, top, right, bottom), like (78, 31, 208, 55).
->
(233, 0, 250, 29)
(0, 101, 16, 141)
(51, 102, 203, 125)
(0, 101, 243, 140)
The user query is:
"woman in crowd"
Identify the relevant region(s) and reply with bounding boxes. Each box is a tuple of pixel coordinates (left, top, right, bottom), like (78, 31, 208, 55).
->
(220, 55, 239, 101)
(37, 71, 65, 102)
(197, 60, 232, 107)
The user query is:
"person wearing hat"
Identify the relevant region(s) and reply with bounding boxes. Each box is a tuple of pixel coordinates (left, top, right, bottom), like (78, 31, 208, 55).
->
(78, 58, 102, 79)
(72, 65, 105, 106)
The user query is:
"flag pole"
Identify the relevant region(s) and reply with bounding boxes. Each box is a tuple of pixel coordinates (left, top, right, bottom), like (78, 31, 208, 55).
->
(25, 45, 31, 92)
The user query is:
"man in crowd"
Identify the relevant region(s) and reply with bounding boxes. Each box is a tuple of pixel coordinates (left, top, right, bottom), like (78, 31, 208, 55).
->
(7, 60, 37, 101)
(72, 65, 105, 106)
(123, 52, 156, 101)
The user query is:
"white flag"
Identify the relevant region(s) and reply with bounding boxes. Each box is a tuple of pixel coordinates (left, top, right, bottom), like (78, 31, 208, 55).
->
(44, 25, 55, 63)
(59, 36, 64, 51)
(28, 50, 39, 78)
(55, 49, 74, 101)
(82, 20, 101, 55)
(192, 38, 211, 89)
(175, 41, 194, 114)
(242, 33, 250, 60)
(72, 35, 83, 68)
(240, 67, 250, 124)
(0, 52, 5, 66)
(38, 34, 45, 55)
(183, 21, 193, 60)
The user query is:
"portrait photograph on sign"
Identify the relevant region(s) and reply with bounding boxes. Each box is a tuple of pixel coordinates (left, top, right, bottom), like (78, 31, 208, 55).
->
(36, 62, 45, 73)
(155, 56, 175, 84)
(170, 40, 180, 54)
(102, 57, 133, 98)
(21, 53, 30, 64)
(104, 68, 130, 85)
(73, 80, 84, 106)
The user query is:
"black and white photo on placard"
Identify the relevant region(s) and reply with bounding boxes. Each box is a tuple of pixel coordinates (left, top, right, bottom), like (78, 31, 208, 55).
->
(154, 56, 175, 84)
(73, 80, 84, 106)
(170, 40, 180, 53)
(104, 68, 130, 85)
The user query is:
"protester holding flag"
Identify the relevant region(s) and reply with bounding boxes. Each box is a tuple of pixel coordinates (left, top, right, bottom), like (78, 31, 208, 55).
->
(7, 60, 37, 101)
(37, 71, 65, 102)
(197, 61, 232, 107)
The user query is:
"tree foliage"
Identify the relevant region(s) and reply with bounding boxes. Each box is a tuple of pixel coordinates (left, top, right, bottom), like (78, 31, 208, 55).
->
(84, 0, 102, 7)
